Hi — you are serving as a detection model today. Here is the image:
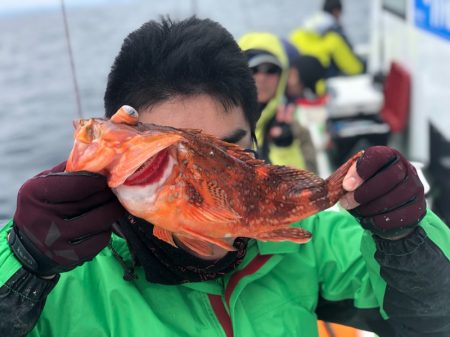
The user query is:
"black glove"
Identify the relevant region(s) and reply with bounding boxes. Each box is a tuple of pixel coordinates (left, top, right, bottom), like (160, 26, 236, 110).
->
(8, 162, 126, 276)
(347, 146, 426, 238)
(269, 104, 296, 147)
(270, 121, 294, 147)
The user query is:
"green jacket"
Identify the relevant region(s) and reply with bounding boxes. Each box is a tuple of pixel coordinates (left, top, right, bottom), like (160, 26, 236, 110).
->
(1, 209, 449, 336)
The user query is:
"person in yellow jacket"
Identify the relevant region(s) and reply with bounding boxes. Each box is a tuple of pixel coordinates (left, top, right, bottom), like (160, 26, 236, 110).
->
(290, 0, 365, 77)
(238, 32, 317, 172)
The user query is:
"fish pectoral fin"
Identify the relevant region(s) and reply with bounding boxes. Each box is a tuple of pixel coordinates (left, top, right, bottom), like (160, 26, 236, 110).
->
(174, 236, 214, 256)
(153, 226, 177, 248)
(187, 204, 240, 225)
(254, 227, 312, 244)
(178, 228, 237, 256)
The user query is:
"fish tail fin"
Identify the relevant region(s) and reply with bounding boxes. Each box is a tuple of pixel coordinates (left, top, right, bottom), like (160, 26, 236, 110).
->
(325, 151, 364, 204)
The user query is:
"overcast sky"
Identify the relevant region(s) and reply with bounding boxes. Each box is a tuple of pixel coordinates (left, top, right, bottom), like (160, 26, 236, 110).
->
(0, 0, 126, 15)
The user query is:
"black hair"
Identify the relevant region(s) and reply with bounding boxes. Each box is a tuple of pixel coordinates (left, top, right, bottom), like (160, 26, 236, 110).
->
(292, 55, 326, 94)
(323, 0, 342, 14)
(104, 16, 259, 140)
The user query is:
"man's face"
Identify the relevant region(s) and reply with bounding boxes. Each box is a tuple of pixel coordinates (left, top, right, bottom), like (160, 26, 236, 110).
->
(139, 94, 252, 150)
(251, 63, 281, 104)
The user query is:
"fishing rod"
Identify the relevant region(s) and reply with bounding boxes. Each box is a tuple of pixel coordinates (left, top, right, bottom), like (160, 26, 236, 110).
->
(60, 0, 83, 118)
(191, 0, 198, 15)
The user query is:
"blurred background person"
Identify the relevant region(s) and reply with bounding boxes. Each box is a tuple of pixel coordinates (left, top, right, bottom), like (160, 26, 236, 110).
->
(239, 32, 318, 173)
(280, 38, 327, 102)
(286, 54, 327, 102)
(289, 0, 365, 77)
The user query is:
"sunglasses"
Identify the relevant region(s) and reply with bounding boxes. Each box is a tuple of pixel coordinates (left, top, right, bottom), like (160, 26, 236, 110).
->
(250, 63, 282, 75)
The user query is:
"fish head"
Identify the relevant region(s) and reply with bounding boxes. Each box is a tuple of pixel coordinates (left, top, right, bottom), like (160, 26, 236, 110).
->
(66, 106, 184, 188)
(66, 117, 117, 175)
(67, 106, 283, 247)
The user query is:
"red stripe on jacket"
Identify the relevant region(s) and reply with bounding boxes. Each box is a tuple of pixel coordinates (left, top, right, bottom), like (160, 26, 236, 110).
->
(225, 254, 272, 306)
(208, 254, 273, 337)
(208, 294, 233, 337)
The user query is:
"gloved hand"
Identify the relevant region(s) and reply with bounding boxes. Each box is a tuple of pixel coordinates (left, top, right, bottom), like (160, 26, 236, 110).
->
(339, 146, 426, 238)
(8, 162, 126, 276)
(270, 104, 295, 147)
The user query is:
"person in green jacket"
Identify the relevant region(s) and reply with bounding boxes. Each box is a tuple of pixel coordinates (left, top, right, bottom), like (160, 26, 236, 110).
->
(1, 17, 449, 337)
(238, 32, 318, 172)
(290, 0, 365, 78)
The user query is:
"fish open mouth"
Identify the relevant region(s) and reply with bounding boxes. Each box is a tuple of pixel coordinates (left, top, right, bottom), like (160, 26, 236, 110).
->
(124, 149, 170, 186)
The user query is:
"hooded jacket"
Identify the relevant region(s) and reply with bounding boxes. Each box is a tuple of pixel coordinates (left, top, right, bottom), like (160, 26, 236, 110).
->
(290, 12, 364, 77)
(238, 32, 316, 171)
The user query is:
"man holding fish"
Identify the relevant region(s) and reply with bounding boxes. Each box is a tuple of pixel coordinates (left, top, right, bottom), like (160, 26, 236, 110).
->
(0, 17, 449, 337)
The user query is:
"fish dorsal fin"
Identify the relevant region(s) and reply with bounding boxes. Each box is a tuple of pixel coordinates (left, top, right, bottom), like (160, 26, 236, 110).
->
(179, 127, 203, 135)
(254, 227, 312, 244)
(110, 105, 139, 125)
(267, 165, 322, 183)
(264, 166, 325, 196)
(153, 226, 177, 248)
(268, 165, 309, 177)
(181, 128, 266, 166)
(221, 141, 266, 165)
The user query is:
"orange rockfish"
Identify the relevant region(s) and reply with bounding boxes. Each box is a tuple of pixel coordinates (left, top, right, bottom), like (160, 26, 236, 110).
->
(66, 105, 362, 256)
